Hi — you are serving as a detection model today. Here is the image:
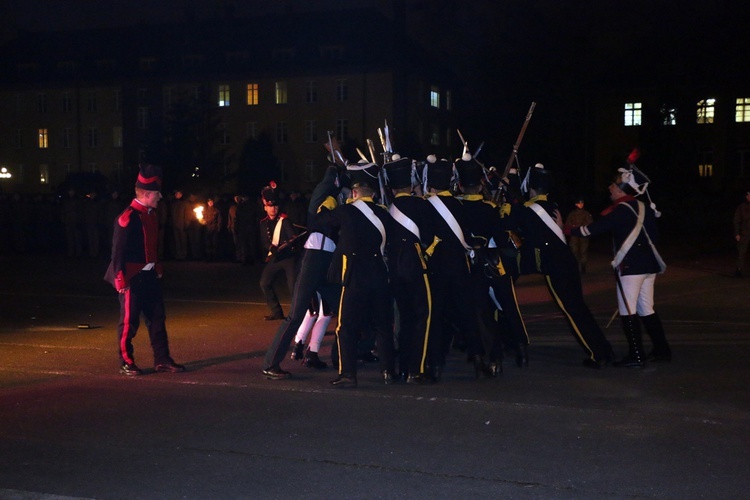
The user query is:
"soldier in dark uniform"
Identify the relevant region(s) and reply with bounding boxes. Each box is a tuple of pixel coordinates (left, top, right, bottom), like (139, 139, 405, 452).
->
(567, 154, 670, 366)
(383, 155, 435, 383)
(261, 164, 344, 379)
(508, 163, 615, 368)
(421, 155, 490, 380)
(104, 164, 185, 376)
(315, 160, 396, 388)
(455, 154, 529, 374)
(258, 184, 298, 320)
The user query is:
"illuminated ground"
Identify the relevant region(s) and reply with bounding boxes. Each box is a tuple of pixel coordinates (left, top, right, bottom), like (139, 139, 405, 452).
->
(0, 248, 748, 499)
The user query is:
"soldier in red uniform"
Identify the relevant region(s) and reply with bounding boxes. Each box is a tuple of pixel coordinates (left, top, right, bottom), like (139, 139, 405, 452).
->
(104, 164, 185, 376)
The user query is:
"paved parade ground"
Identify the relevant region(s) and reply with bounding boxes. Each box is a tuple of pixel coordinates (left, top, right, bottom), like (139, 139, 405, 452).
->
(1, 246, 749, 499)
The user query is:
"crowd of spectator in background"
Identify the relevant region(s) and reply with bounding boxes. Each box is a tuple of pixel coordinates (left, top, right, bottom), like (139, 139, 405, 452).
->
(0, 187, 309, 263)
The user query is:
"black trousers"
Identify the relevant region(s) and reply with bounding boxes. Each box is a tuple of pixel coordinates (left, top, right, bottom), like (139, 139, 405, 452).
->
(335, 281, 394, 377)
(427, 266, 482, 369)
(391, 272, 432, 375)
(259, 257, 296, 317)
(544, 269, 615, 363)
(263, 249, 340, 369)
(487, 273, 529, 358)
(117, 270, 171, 366)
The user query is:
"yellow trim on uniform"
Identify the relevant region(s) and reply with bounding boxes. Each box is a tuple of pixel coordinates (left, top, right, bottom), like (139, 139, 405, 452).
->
(419, 272, 432, 373)
(318, 195, 337, 212)
(425, 235, 441, 257)
(509, 279, 530, 344)
(545, 274, 595, 360)
(524, 194, 548, 207)
(334, 254, 348, 373)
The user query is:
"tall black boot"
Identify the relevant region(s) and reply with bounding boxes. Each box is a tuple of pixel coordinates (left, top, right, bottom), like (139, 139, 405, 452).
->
(613, 315, 645, 367)
(641, 313, 672, 362)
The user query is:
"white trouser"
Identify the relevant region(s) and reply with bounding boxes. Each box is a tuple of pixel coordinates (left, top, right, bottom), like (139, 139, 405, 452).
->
(616, 273, 656, 316)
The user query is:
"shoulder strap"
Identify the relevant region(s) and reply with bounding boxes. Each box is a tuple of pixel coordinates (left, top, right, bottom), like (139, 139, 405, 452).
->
(352, 199, 386, 256)
(529, 202, 566, 244)
(389, 203, 421, 241)
(427, 195, 471, 250)
(613, 201, 666, 273)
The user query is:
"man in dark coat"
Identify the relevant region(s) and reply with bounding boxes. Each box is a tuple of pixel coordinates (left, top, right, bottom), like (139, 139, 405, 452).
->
(104, 164, 185, 376)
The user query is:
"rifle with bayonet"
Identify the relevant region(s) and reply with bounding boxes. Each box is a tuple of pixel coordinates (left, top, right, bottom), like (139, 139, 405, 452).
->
(502, 102, 536, 180)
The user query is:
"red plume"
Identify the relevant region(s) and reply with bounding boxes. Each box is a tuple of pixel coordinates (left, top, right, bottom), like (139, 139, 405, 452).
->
(269, 180, 277, 189)
(627, 148, 641, 164)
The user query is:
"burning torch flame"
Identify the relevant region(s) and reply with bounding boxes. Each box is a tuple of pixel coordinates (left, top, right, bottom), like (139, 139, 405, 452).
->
(193, 205, 205, 224)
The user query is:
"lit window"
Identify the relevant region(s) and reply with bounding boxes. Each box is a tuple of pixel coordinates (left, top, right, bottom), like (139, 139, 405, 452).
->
(336, 79, 348, 102)
(38, 129, 48, 148)
(698, 150, 713, 176)
(660, 105, 676, 126)
(430, 86, 440, 108)
(336, 119, 348, 142)
(698, 164, 713, 177)
(305, 120, 317, 143)
(218, 84, 230, 107)
(624, 102, 642, 126)
(697, 98, 715, 124)
(736, 98, 750, 122)
(276, 121, 288, 143)
(275, 82, 288, 104)
(88, 128, 98, 148)
(39, 164, 49, 184)
(306, 81, 317, 103)
(246, 83, 258, 105)
(113, 126, 123, 148)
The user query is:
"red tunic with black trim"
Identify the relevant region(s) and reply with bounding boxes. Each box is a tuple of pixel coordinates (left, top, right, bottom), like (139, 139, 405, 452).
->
(104, 199, 163, 290)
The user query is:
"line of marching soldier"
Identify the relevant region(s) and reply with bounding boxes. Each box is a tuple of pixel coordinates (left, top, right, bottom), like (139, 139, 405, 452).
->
(261, 142, 670, 387)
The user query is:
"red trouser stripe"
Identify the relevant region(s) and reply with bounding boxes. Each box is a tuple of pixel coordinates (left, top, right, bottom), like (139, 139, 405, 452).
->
(120, 289, 134, 364)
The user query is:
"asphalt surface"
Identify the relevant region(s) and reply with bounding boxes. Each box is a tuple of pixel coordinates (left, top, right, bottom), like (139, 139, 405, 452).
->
(0, 246, 749, 499)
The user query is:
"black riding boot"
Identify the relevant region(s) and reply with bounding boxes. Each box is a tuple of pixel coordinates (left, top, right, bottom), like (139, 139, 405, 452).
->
(641, 313, 672, 362)
(614, 315, 645, 367)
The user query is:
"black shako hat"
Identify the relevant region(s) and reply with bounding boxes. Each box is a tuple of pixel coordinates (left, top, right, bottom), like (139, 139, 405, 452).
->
(423, 154, 453, 191)
(525, 163, 553, 193)
(383, 154, 415, 190)
(454, 153, 484, 188)
(261, 181, 280, 206)
(347, 160, 380, 189)
(135, 164, 162, 191)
